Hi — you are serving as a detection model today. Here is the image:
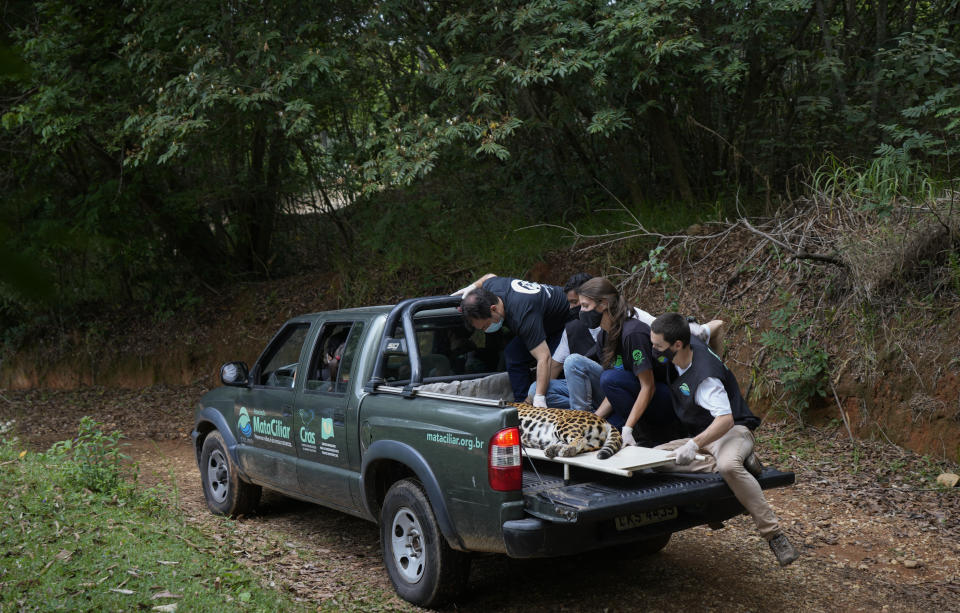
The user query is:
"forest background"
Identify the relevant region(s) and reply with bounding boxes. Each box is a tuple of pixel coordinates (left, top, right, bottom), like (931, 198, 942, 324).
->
(2, 0, 960, 460)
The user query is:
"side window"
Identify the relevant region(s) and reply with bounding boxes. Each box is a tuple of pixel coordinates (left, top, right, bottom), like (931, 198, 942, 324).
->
(306, 321, 365, 393)
(257, 323, 311, 388)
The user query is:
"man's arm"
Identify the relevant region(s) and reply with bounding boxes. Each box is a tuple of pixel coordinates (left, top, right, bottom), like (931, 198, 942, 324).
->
(451, 273, 497, 296)
(549, 358, 563, 380)
(529, 341, 553, 405)
(690, 413, 734, 449)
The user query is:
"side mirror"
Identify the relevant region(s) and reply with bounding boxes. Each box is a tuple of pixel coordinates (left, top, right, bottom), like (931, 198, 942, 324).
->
(220, 361, 250, 387)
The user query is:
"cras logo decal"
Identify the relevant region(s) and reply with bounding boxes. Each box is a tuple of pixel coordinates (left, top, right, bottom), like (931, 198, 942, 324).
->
(238, 406, 252, 437)
(298, 408, 315, 427)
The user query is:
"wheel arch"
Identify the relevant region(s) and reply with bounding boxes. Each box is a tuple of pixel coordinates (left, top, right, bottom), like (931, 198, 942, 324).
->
(361, 440, 465, 550)
(192, 407, 249, 481)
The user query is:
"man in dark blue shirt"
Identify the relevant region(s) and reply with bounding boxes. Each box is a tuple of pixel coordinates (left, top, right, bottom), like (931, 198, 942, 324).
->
(458, 275, 572, 403)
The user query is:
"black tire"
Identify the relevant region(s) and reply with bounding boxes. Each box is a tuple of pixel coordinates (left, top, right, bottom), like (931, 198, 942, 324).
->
(609, 532, 672, 559)
(380, 478, 470, 608)
(200, 430, 261, 516)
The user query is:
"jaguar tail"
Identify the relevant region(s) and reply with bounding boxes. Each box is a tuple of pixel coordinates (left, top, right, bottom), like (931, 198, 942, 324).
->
(597, 424, 622, 459)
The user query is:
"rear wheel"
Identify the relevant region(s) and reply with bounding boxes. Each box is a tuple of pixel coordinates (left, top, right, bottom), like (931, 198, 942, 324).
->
(380, 478, 470, 608)
(200, 430, 261, 516)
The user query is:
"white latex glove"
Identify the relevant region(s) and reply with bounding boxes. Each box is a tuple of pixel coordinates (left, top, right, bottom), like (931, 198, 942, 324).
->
(451, 283, 476, 297)
(533, 394, 548, 408)
(621, 426, 638, 447)
(673, 439, 699, 465)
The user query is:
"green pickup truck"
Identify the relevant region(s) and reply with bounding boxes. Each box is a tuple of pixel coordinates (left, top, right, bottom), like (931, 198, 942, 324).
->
(192, 296, 795, 608)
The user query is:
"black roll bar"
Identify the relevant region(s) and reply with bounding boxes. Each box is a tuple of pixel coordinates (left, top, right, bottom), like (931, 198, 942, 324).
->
(364, 295, 463, 394)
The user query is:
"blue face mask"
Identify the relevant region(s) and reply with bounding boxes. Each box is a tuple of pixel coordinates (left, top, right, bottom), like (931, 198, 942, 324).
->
(484, 319, 503, 334)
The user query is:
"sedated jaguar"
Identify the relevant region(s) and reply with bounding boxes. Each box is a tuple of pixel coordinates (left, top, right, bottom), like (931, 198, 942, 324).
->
(510, 402, 623, 459)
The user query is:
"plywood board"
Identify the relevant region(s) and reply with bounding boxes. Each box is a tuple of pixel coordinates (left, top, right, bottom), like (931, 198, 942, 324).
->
(523, 445, 680, 477)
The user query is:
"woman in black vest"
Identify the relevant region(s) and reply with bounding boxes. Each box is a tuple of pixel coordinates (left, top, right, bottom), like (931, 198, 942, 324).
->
(575, 277, 682, 446)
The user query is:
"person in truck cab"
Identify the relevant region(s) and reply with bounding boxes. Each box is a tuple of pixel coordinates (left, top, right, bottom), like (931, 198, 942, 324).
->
(649, 312, 801, 567)
(456, 274, 574, 405)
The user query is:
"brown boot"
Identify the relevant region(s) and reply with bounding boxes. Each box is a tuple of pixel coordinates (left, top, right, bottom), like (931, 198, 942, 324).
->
(768, 532, 800, 567)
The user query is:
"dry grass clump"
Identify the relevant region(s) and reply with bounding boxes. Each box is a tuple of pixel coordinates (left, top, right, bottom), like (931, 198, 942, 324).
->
(838, 196, 960, 301)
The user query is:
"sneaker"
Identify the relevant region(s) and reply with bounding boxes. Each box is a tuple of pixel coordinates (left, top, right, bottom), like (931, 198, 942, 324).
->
(768, 532, 800, 567)
(744, 453, 764, 478)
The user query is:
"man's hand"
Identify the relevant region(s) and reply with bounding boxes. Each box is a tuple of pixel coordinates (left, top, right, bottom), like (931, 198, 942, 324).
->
(621, 426, 638, 447)
(451, 283, 475, 297)
(533, 394, 548, 408)
(673, 439, 699, 465)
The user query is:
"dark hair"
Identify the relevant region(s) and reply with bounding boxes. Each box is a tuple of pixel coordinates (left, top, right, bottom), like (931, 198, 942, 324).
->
(563, 272, 593, 294)
(576, 277, 633, 369)
(460, 287, 498, 321)
(326, 329, 349, 356)
(651, 312, 691, 347)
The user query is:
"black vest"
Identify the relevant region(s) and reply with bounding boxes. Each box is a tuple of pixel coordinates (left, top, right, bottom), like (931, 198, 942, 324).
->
(565, 319, 598, 361)
(668, 339, 760, 437)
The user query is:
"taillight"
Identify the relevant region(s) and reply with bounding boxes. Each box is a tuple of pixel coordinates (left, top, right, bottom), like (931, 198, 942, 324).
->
(489, 427, 522, 491)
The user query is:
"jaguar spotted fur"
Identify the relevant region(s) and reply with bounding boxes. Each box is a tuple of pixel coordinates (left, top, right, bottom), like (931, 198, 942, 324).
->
(510, 402, 623, 459)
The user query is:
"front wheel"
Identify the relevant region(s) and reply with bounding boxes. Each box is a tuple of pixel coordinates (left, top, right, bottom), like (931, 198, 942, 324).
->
(200, 430, 261, 516)
(380, 479, 470, 608)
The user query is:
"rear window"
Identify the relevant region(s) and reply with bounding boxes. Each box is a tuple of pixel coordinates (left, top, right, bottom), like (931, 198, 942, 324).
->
(382, 315, 506, 384)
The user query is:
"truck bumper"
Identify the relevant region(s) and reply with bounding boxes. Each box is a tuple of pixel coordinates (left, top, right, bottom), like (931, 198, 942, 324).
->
(502, 496, 745, 558)
(504, 468, 795, 558)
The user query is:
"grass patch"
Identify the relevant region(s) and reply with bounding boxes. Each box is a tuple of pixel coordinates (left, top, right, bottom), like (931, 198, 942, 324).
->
(0, 420, 308, 613)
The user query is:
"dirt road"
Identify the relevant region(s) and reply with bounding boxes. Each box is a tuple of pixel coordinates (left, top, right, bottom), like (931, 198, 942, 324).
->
(3, 387, 959, 611)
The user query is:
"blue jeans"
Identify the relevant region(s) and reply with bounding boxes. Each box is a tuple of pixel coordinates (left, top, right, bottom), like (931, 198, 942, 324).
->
(526, 379, 571, 409)
(563, 353, 604, 411)
(599, 368, 682, 444)
(504, 330, 563, 402)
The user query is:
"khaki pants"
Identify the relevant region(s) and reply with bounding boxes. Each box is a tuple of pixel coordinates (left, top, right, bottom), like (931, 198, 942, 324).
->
(655, 425, 780, 540)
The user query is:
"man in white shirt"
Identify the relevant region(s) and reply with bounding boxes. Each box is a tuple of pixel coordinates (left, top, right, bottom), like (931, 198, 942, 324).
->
(649, 312, 800, 567)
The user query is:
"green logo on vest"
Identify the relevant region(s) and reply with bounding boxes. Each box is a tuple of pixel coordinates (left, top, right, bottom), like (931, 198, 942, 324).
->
(679, 383, 691, 396)
(613, 355, 623, 369)
(632, 349, 643, 363)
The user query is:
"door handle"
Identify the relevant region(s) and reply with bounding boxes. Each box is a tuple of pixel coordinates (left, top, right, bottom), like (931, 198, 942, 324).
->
(334, 410, 345, 425)
(282, 405, 293, 418)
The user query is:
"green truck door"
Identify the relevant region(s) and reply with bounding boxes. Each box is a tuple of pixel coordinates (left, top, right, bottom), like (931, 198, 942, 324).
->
(235, 322, 310, 495)
(294, 320, 365, 507)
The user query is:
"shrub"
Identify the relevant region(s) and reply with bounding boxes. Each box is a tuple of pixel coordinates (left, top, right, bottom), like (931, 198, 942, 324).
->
(759, 293, 830, 424)
(48, 416, 135, 495)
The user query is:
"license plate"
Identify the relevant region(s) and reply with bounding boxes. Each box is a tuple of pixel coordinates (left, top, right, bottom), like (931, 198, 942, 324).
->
(613, 507, 678, 531)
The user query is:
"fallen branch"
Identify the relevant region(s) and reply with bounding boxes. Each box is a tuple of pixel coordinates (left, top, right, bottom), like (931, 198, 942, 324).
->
(829, 380, 856, 446)
(742, 218, 845, 266)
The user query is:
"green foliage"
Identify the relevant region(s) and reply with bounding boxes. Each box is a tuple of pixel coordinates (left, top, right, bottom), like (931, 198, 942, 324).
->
(48, 416, 133, 494)
(4, 0, 960, 334)
(0, 434, 305, 612)
(759, 292, 830, 424)
(812, 153, 935, 217)
(634, 246, 670, 283)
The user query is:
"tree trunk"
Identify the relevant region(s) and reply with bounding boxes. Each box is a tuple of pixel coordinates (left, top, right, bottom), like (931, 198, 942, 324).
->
(649, 99, 694, 202)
